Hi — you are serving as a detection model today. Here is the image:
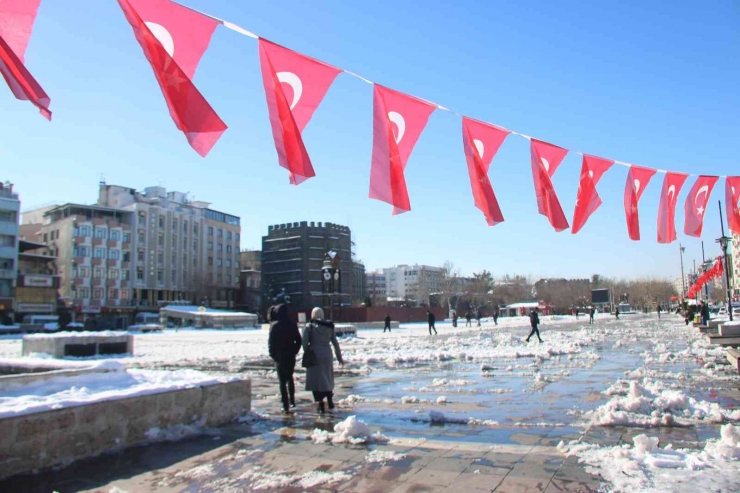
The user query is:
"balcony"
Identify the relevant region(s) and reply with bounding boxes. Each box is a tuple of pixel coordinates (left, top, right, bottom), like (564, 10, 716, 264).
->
(0, 269, 14, 279)
(74, 236, 87, 244)
(122, 242, 131, 250)
(92, 278, 103, 287)
(73, 256, 88, 265)
(121, 261, 130, 270)
(92, 258, 103, 266)
(107, 240, 118, 248)
(74, 277, 86, 285)
(107, 299, 120, 307)
(120, 280, 129, 288)
(107, 279, 118, 287)
(106, 259, 117, 268)
(93, 238, 104, 246)
(90, 299, 102, 307)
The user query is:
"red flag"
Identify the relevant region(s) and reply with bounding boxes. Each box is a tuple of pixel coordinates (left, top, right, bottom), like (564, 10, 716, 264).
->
(461, 117, 510, 226)
(623, 165, 656, 241)
(683, 175, 718, 238)
(726, 176, 740, 235)
(530, 139, 569, 232)
(369, 85, 435, 214)
(657, 171, 688, 244)
(259, 39, 340, 185)
(0, 0, 51, 119)
(117, 0, 226, 157)
(571, 155, 614, 234)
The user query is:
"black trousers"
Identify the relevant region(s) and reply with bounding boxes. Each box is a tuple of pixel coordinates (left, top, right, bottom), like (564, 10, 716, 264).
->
(384, 324, 391, 332)
(275, 357, 296, 410)
(312, 390, 333, 402)
(429, 323, 437, 335)
(526, 325, 542, 341)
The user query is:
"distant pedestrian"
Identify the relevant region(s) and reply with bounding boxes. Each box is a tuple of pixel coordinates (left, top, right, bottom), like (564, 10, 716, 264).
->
(615, 307, 620, 320)
(575, 307, 579, 320)
(268, 304, 302, 414)
(476, 311, 481, 327)
(526, 308, 543, 343)
(452, 310, 458, 328)
(493, 306, 500, 326)
(303, 307, 344, 414)
(700, 301, 710, 326)
(427, 311, 437, 335)
(657, 305, 662, 319)
(589, 306, 595, 325)
(465, 311, 472, 327)
(384, 314, 392, 333)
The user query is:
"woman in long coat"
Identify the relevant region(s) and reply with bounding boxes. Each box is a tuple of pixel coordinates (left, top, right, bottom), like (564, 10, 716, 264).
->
(302, 307, 344, 413)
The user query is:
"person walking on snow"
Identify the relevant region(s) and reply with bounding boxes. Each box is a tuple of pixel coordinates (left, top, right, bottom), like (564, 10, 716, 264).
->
(589, 306, 595, 325)
(700, 301, 710, 326)
(268, 304, 302, 414)
(465, 311, 472, 327)
(493, 306, 500, 326)
(427, 311, 437, 335)
(303, 307, 344, 414)
(657, 305, 662, 319)
(614, 307, 620, 320)
(476, 310, 481, 328)
(384, 314, 392, 333)
(526, 307, 543, 343)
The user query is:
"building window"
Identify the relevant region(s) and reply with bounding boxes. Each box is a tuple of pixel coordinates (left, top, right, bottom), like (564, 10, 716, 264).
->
(159, 215, 165, 229)
(0, 210, 17, 222)
(157, 270, 163, 282)
(136, 268, 144, 280)
(122, 270, 130, 281)
(217, 259, 222, 267)
(236, 233, 240, 242)
(121, 289, 130, 300)
(216, 244, 222, 252)
(235, 261, 240, 269)
(122, 251, 130, 262)
(93, 287, 104, 299)
(108, 250, 120, 260)
(227, 275, 231, 284)
(108, 288, 118, 299)
(226, 231, 232, 240)
(110, 230, 120, 241)
(74, 246, 89, 257)
(138, 232, 145, 244)
(226, 245, 232, 254)
(183, 220, 188, 232)
(80, 225, 91, 236)
(123, 232, 130, 243)
(171, 270, 176, 282)
(137, 250, 144, 262)
(138, 213, 146, 226)
(207, 226, 213, 235)
(95, 228, 106, 239)
(94, 248, 105, 258)
(194, 224, 199, 235)
(217, 229, 223, 238)
(193, 240, 198, 251)
(172, 218, 178, 230)
(208, 241, 213, 250)
(77, 286, 90, 299)
(193, 257, 197, 267)
(158, 253, 163, 264)
(171, 235, 177, 248)
(226, 259, 231, 267)
(183, 237, 187, 248)
(208, 257, 213, 266)
(108, 269, 119, 279)
(217, 273, 223, 283)
(158, 233, 164, 246)
(94, 267, 104, 278)
(0, 235, 14, 247)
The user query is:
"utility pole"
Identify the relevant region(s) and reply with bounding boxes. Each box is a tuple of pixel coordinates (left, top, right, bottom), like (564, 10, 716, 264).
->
(679, 243, 686, 298)
(717, 201, 734, 322)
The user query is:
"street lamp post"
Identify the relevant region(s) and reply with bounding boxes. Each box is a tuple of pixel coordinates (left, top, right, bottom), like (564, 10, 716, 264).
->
(679, 243, 686, 298)
(322, 252, 341, 321)
(717, 201, 734, 322)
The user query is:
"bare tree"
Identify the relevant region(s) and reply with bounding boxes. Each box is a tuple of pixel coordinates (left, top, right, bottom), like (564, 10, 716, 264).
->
(438, 261, 460, 313)
(469, 270, 493, 315)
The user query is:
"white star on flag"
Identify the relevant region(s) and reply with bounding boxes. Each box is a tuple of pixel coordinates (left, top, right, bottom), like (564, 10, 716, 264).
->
(697, 206, 705, 216)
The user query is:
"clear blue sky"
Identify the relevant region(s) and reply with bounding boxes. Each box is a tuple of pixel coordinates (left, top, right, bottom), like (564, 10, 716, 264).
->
(3, 0, 739, 280)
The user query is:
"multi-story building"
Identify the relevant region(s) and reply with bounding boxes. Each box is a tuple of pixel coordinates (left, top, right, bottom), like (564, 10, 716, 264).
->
(261, 222, 355, 313)
(0, 182, 20, 318)
(352, 261, 366, 305)
(16, 239, 59, 318)
(21, 183, 241, 323)
(365, 270, 387, 305)
(381, 264, 444, 305)
(237, 250, 261, 315)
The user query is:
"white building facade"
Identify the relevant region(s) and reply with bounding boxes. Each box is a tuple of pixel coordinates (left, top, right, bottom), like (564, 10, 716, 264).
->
(370, 264, 444, 305)
(0, 183, 20, 314)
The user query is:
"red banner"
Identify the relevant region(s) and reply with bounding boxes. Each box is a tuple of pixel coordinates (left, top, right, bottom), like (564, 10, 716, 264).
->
(571, 155, 614, 234)
(726, 176, 740, 235)
(623, 166, 656, 241)
(529, 139, 569, 232)
(683, 175, 718, 238)
(656, 171, 688, 244)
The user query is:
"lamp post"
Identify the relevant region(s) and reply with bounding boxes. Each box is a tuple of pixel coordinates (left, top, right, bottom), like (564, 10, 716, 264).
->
(322, 252, 341, 320)
(679, 243, 686, 298)
(717, 201, 733, 321)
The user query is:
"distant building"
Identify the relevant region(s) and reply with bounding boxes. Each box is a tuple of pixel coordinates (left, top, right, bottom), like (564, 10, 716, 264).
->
(261, 222, 355, 313)
(0, 182, 20, 318)
(16, 239, 59, 318)
(379, 264, 444, 306)
(352, 261, 366, 305)
(237, 250, 261, 315)
(21, 183, 241, 325)
(366, 270, 387, 306)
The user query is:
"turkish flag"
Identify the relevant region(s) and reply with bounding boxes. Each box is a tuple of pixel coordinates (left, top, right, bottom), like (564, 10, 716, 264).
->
(369, 85, 435, 214)
(656, 171, 688, 244)
(530, 139, 569, 232)
(683, 175, 718, 238)
(571, 155, 614, 234)
(117, 0, 226, 157)
(623, 165, 656, 241)
(726, 176, 740, 235)
(259, 39, 340, 185)
(0, 0, 51, 119)
(461, 117, 510, 226)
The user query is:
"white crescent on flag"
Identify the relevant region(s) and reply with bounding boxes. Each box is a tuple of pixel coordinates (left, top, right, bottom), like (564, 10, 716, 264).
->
(473, 139, 484, 159)
(388, 111, 405, 144)
(667, 185, 676, 202)
(695, 185, 709, 204)
(634, 179, 641, 195)
(276, 72, 302, 110)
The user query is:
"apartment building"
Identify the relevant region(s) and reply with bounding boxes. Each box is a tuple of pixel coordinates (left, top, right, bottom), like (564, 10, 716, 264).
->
(383, 264, 444, 305)
(0, 182, 20, 316)
(261, 222, 355, 313)
(22, 183, 241, 323)
(365, 270, 387, 305)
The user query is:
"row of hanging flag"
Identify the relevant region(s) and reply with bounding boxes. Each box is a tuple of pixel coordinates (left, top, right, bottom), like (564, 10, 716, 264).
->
(3, 0, 740, 241)
(686, 258, 724, 299)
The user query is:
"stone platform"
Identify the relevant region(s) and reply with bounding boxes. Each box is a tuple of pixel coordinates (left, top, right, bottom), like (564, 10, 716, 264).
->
(22, 332, 133, 358)
(728, 348, 740, 372)
(719, 323, 740, 337)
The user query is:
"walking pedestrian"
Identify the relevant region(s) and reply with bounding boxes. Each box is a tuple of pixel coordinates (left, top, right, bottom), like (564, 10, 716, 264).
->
(303, 307, 344, 414)
(589, 306, 595, 325)
(465, 311, 472, 327)
(268, 304, 302, 414)
(525, 307, 543, 343)
(615, 307, 620, 320)
(476, 310, 481, 328)
(657, 305, 662, 319)
(700, 301, 710, 326)
(452, 310, 458, 328)
(384, 314, 392, 333)
(427, 311, 437, 335)
(493, 306, 500, 326)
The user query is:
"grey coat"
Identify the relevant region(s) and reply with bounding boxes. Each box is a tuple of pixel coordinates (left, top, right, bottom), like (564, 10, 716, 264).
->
(302, 320, 343, 392)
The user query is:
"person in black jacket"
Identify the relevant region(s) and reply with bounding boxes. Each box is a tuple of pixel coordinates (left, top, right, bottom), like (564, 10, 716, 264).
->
(427, 311, 437, 335)
(384, 314, 392, 333)
(268, 304, 302, 413)
(700, 301, 710, 326)
(525, 307, 543, 343)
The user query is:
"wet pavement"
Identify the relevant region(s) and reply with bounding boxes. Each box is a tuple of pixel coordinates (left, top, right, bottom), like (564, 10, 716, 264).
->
(2, 315, 739, 492)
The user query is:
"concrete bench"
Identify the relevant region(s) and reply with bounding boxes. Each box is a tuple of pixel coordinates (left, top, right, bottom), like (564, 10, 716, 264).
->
(706, 334, 740, 348)
(719, 323, 740, 337)
(22, 332, 133, 358)
(728, 348, 740, 372)
(698, 326, 718, 334)
(334, 324, 357, 336)
(354, 321, 401, 330)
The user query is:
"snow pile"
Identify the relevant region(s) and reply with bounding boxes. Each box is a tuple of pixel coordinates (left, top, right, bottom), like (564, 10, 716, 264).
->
(468, 418, 500, 427)
(436, 396, 448, 404)
(584, 380, 740, 427)
(23, 330, 129, 339)
(308, 416, 389, 445)
(146, 416, 206, 442)
(557, 425, 740, 493)
(427, 378, 475, 387)
(239, 466, 351, 490)
(365, 449, 407, 464)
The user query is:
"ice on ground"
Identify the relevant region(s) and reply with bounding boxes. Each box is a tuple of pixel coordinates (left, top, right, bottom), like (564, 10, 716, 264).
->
(309, 415, 388, 445)
(558, 424, 740, 493)
(365, 450, 407, 463)
(239, 466, 352, 490)
(146, 416, 206, 442)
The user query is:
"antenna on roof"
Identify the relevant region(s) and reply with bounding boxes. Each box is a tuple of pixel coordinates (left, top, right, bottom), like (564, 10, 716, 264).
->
(99, 173, 105, 185)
